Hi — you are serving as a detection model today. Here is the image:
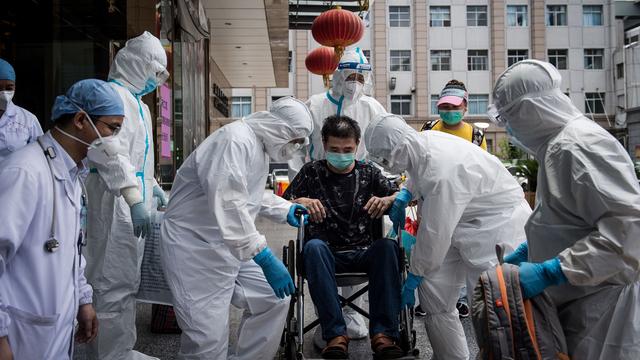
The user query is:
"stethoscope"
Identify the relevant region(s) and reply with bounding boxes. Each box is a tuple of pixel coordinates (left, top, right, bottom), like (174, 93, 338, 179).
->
(37, 137, 87, 265)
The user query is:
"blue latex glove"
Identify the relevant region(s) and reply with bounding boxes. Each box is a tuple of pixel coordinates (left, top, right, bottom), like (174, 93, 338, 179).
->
(287, 203, 308, 227)
(518, 258, 567, 299)
(153, 185, 168, 207)
(401, 272, 424, 308)
(390, 188, 412, 231)
(253, 247, 295, 299)
(129, 202, 150, 237)
(504, 242, 528, 266)
(401, 230, 416, 260)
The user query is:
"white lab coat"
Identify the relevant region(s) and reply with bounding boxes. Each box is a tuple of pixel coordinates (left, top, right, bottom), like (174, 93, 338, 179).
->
(161, 98, 312, 359)
(0, 101, 42, 163)
(493, 60, 640, 359)
(84, 32, 164, 360)
(365, 114, 531, 359)
(0, 132, 92, 359)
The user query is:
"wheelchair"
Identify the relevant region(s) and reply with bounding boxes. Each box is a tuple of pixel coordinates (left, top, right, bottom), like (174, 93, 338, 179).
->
(278, 211, 419, 359)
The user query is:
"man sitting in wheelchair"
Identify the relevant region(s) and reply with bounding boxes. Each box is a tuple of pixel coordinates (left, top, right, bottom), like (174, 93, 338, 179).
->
(283, 115, 403, 359)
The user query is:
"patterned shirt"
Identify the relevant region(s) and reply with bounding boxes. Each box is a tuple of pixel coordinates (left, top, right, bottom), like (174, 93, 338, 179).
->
(284, 160, 398, 249)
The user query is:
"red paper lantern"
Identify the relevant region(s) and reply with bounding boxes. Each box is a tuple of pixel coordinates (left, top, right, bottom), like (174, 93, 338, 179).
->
(311, 7, 364, 61)
(305, 47, 340, 88)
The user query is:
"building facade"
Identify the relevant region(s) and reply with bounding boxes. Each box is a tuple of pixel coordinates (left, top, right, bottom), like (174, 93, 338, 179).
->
(233, 0, 620, 155)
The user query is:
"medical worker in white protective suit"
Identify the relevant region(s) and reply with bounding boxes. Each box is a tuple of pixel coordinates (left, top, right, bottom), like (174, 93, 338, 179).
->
(490, 60, 640, 359)
(289, 47, 385, 341)
(365, 113, 532, 360)
(0, 79, 125, 359)
(84, 31, 169, 360)
(160, 96, 312, 359)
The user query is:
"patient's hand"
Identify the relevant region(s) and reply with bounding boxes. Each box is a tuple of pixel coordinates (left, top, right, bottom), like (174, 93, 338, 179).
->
(294, 197, 326, 223)
(364, 196, 394, 219)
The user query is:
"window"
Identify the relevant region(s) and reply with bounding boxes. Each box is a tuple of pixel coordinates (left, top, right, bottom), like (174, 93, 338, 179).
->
(430, 6, 451, 27)
(583, 5, 603, 26)
(430, 95, 439, 115)
(362, 50, 371, 64)
(390, 50, 411, 71)
(585, 92, 605, 114)
(617, 63, 624, 79)
(431, 50, 451, 71)
(288, 51, 292, 73)
(391, 95, 412, 116)
(548, 49, 568, 70)
(486, 138, 494, 154)
(584, 49, 604, 70)
(231, 96, 251, 118)
(390, 6, 410, 27)
(507, 49, 528, 67)
(468, 94, 489, 115)
(507, 5, 528, 27)
(468, 50, 489, 71)
(467, 5, 487, 26)
(546, 5, 567, 26)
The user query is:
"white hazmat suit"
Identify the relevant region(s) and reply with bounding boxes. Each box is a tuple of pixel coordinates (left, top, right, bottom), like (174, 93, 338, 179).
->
(491, 60, 640, 359)
(365, 113, 531, 360)
(84, 31, 168, 360)
(289, 47, 385, 341)
(160, 97, 313, 359)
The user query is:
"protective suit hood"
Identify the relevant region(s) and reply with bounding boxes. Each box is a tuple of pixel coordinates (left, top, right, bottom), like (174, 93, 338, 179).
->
(245, 96, 313, 162)
(492, 60, 583, 156)
(331, 47, 372, 101)
(108, 31, 168, 95)
(364, 113, 416, 174)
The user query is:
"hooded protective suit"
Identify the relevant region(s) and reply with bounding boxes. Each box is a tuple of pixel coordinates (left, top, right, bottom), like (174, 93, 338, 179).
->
(84, 31, 168, 360)
(160, 97, 313, 359)
(491, 60, 640, 359)
(365, 113, 531, 359)
(288, 47, 385, 341)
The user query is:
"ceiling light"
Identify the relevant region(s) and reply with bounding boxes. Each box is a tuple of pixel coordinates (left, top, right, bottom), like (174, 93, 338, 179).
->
(224, 22, 232, 26)
(235, 46, 242, 49)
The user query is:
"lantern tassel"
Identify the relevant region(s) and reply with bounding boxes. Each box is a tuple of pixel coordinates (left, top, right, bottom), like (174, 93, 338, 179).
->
(334, 46, 344, 62)
(323, 74, 330, 89)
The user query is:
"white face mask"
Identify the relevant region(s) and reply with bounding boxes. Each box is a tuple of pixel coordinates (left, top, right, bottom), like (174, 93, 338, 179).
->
(55, 112, 121, 165)
(0, 90, 15, 110)
(343, 81, 364, 102)
(267, 138, 307, 162)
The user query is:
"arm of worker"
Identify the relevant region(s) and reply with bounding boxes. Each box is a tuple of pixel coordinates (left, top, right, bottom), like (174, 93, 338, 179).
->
(259, 191, 292, 224)
(75, 255, 97, 344)
(365, 165, 400, 219)
(0, 167, 39, 340)
(408, 178, 471, 278)
(283, 163, 325, 223)
(549, 137, 640, 286)
(197, 138, 267, 261)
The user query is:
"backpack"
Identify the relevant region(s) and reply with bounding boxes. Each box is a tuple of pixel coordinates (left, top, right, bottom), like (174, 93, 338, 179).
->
(420, 119, 485, 147)
(472, 245, 570, 360)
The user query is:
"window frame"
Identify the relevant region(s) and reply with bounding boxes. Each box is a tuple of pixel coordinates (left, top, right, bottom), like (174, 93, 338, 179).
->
(506, 5, 528, 27)
(389, 6, 411, 27)
(507, 49, 529, 67)
(430, 94, 439, 115)
(583, 5, 603, 27)
(231, 96, 252, 118)
(431, 50, 451, 71)
(466, 5, 488, 27)
(584, 92, 605, 114)
(467, 50, 489, 71)
(468, 94, 489, 115)
(430, 6, 451, 27)
(548, 49, 568, 70)
(390, 95, 413, 116)
(584, 48, 604, 70)
(546, 5, 567, 26)
(390, 50, 412, 72)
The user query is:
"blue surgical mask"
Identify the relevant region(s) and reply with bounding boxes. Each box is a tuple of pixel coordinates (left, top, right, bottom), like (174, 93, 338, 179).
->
(439, 110, 464, 125)
(136, 78, 158, 97)
(506, 123, 536, 156)
(326, 152, 355, 171)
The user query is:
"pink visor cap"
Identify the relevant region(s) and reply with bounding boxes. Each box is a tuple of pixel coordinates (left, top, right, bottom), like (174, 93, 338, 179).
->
(437, 86, 468, 107)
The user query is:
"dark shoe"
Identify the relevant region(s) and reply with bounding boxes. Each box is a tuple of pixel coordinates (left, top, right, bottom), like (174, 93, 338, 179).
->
(456, 301, 470, 318)
(371, 333, 404, 359)
(414, 305, 426, 317)
(321, 335, 349, 359)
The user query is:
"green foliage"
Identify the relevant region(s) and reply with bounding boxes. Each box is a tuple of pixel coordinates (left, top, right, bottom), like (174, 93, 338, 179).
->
(515, 159, 539, 192)
(497, 137, 526, 161)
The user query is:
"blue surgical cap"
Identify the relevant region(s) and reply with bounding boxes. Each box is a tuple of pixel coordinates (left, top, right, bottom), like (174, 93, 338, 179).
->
(0, 58, 16, 82)
(51, 79, 124, 122)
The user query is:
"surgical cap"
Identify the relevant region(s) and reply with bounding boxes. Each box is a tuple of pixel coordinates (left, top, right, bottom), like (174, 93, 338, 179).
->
(0, 58, 16, 82)
(51, 79, 124, 122)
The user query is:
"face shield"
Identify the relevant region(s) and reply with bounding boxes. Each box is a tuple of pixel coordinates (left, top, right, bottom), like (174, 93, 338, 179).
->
(332, 48, 374, 98)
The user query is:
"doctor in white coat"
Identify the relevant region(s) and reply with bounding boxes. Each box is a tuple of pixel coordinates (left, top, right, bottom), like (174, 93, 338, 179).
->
(161, 96, 312, 359)
(0, 79, 124, 359)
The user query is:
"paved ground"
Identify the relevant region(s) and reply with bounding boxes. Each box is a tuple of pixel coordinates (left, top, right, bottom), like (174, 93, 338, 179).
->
(75, 193, 478, 359)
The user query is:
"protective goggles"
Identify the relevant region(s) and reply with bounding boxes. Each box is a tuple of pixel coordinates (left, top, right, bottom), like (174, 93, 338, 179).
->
(486, 104, 505, 126)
